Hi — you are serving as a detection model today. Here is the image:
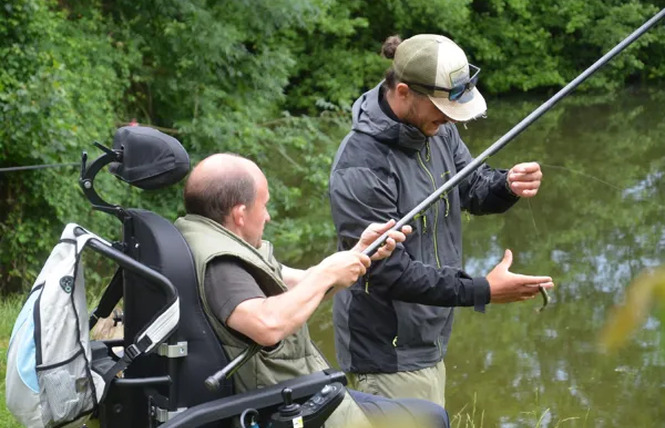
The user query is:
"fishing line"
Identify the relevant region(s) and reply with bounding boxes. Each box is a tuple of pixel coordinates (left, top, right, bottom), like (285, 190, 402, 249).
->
(540, 163, 623, 191)
(540, 163, 665, 211)
(0, 162, 79, 173)
(526, 198, 541, 239)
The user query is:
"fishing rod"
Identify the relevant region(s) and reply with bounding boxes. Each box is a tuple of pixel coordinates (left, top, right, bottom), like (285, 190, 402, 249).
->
(363, 8, 665, 311)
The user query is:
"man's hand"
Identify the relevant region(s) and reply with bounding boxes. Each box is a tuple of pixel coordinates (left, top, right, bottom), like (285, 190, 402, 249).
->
(352, 219, 412, 261)
(317, 251, 371, 289)
(486, 249, 554, 303)
(507, 162, 542, 198)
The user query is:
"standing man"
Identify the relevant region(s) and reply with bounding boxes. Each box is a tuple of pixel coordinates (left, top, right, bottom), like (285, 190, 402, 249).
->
(176, 153, 450, 427)
(328, 34, 554, 408)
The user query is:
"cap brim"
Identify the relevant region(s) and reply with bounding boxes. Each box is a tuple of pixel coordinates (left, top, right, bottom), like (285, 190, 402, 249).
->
(429, 87, 487, 122)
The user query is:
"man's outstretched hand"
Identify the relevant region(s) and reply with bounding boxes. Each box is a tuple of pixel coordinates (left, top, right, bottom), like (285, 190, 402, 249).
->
(352, 219, 412, 261)
(486, 249, 554, 303)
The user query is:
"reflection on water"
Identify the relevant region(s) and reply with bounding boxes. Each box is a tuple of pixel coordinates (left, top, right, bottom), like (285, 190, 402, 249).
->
(301, 86, 665, 427)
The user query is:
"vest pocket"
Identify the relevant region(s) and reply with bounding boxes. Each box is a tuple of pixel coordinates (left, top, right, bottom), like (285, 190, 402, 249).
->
(260, 339, 286, 356)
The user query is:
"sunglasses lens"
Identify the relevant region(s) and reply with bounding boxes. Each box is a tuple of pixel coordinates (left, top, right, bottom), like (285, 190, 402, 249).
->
(449, 86, 465, 101)
(449, 67, 480, 101)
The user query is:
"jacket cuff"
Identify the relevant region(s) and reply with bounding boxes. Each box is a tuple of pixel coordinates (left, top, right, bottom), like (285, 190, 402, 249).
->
(495, 171, 520, 202)
(471, 277, 491, 313)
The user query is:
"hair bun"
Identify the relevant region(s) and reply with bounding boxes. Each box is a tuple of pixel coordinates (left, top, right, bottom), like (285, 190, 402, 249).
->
(381, 35, 402, 59)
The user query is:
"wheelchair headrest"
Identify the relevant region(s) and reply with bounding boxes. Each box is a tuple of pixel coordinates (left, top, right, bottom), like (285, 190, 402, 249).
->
(109, 126, 190, 190)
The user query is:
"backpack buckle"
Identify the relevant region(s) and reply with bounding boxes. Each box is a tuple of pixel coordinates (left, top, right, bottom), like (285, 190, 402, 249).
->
(124, 344, 141, 361)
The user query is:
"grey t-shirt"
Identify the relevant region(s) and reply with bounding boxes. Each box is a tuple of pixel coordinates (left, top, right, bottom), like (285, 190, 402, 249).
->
(204, 256, 265, 324)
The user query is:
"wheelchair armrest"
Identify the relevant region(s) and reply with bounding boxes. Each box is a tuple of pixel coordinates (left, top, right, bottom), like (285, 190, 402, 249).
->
(161, 369, 347, 428)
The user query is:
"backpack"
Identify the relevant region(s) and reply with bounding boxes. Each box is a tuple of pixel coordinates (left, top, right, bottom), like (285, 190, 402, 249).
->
(5, 223, 180, 428)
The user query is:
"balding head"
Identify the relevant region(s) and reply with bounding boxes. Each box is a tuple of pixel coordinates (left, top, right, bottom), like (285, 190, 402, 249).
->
(184, 153, 264, 227)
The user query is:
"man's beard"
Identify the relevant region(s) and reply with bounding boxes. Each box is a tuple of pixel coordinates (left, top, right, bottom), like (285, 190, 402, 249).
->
(403, 101, 438, 137)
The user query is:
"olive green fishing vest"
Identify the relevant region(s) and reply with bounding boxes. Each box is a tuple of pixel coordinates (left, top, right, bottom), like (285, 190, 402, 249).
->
(175, 214, 370, 428)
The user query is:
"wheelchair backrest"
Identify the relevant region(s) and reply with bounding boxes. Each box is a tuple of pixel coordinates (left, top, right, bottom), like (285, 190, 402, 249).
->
(121, 209, 234, 413)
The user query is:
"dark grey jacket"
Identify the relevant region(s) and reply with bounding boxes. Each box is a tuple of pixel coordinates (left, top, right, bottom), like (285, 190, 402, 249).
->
(329, 83, 519, 373)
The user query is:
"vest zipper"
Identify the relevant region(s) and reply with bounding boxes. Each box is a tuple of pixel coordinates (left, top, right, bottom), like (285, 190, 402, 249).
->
(416, 150, 441, 269)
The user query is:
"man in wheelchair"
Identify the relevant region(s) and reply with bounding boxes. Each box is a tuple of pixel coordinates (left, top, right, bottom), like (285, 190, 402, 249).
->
(175, 153, 450, 428)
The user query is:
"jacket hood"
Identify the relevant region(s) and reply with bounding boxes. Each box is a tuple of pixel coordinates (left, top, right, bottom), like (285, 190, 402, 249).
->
(351, 82, 428, 151)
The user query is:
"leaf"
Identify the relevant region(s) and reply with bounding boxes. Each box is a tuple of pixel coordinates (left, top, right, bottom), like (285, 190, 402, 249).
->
(599, 267, 665, 351)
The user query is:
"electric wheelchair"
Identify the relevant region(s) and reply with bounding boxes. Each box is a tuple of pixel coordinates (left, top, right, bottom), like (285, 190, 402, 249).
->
(80, 126, 346, 428)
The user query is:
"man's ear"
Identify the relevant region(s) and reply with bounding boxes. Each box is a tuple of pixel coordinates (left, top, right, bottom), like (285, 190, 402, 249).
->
(395, 82, 411, 99)
(230, 204, 246, 227)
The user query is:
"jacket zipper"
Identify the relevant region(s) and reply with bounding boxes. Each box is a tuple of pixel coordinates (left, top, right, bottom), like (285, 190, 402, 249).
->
(440, 171, 451, 217)
(416, 148, 441, 269)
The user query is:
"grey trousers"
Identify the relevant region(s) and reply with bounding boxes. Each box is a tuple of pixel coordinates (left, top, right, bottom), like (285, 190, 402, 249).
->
(348, 359, 447, 408)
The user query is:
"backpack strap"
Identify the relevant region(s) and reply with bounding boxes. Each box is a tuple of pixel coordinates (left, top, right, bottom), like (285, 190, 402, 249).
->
(98, 294, 179, 389)
(73, 226, 180, 398)
(89, 267, 123, 329)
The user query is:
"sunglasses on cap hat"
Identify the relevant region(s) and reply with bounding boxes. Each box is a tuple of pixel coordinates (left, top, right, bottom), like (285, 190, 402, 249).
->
(405, 64, 481, 101)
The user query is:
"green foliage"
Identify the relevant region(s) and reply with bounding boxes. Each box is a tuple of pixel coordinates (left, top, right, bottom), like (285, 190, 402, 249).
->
(283, 0, 665, 106)
(0, 0, 137, 292)
(457, 0, 665, 93)
(600, 266, 665, 352)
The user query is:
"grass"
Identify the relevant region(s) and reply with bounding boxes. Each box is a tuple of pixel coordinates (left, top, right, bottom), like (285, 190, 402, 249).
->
(1, 293, 28, 428)
(448, 393, 590, 428)
(449, 393, 485, 428)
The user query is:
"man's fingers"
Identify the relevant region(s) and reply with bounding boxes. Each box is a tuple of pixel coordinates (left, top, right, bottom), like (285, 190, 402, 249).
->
(386, 230, 406, 243)
(373, 238, 396, 259)
(510, 174, 541, 185)
(512, 162, 540, 174)
(500, 249, 513, 268)
(510, 183, 540, 196)
(519, 278, 554, 287)
(372, 219, 396, 235)
(509, 172, 542, 185)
